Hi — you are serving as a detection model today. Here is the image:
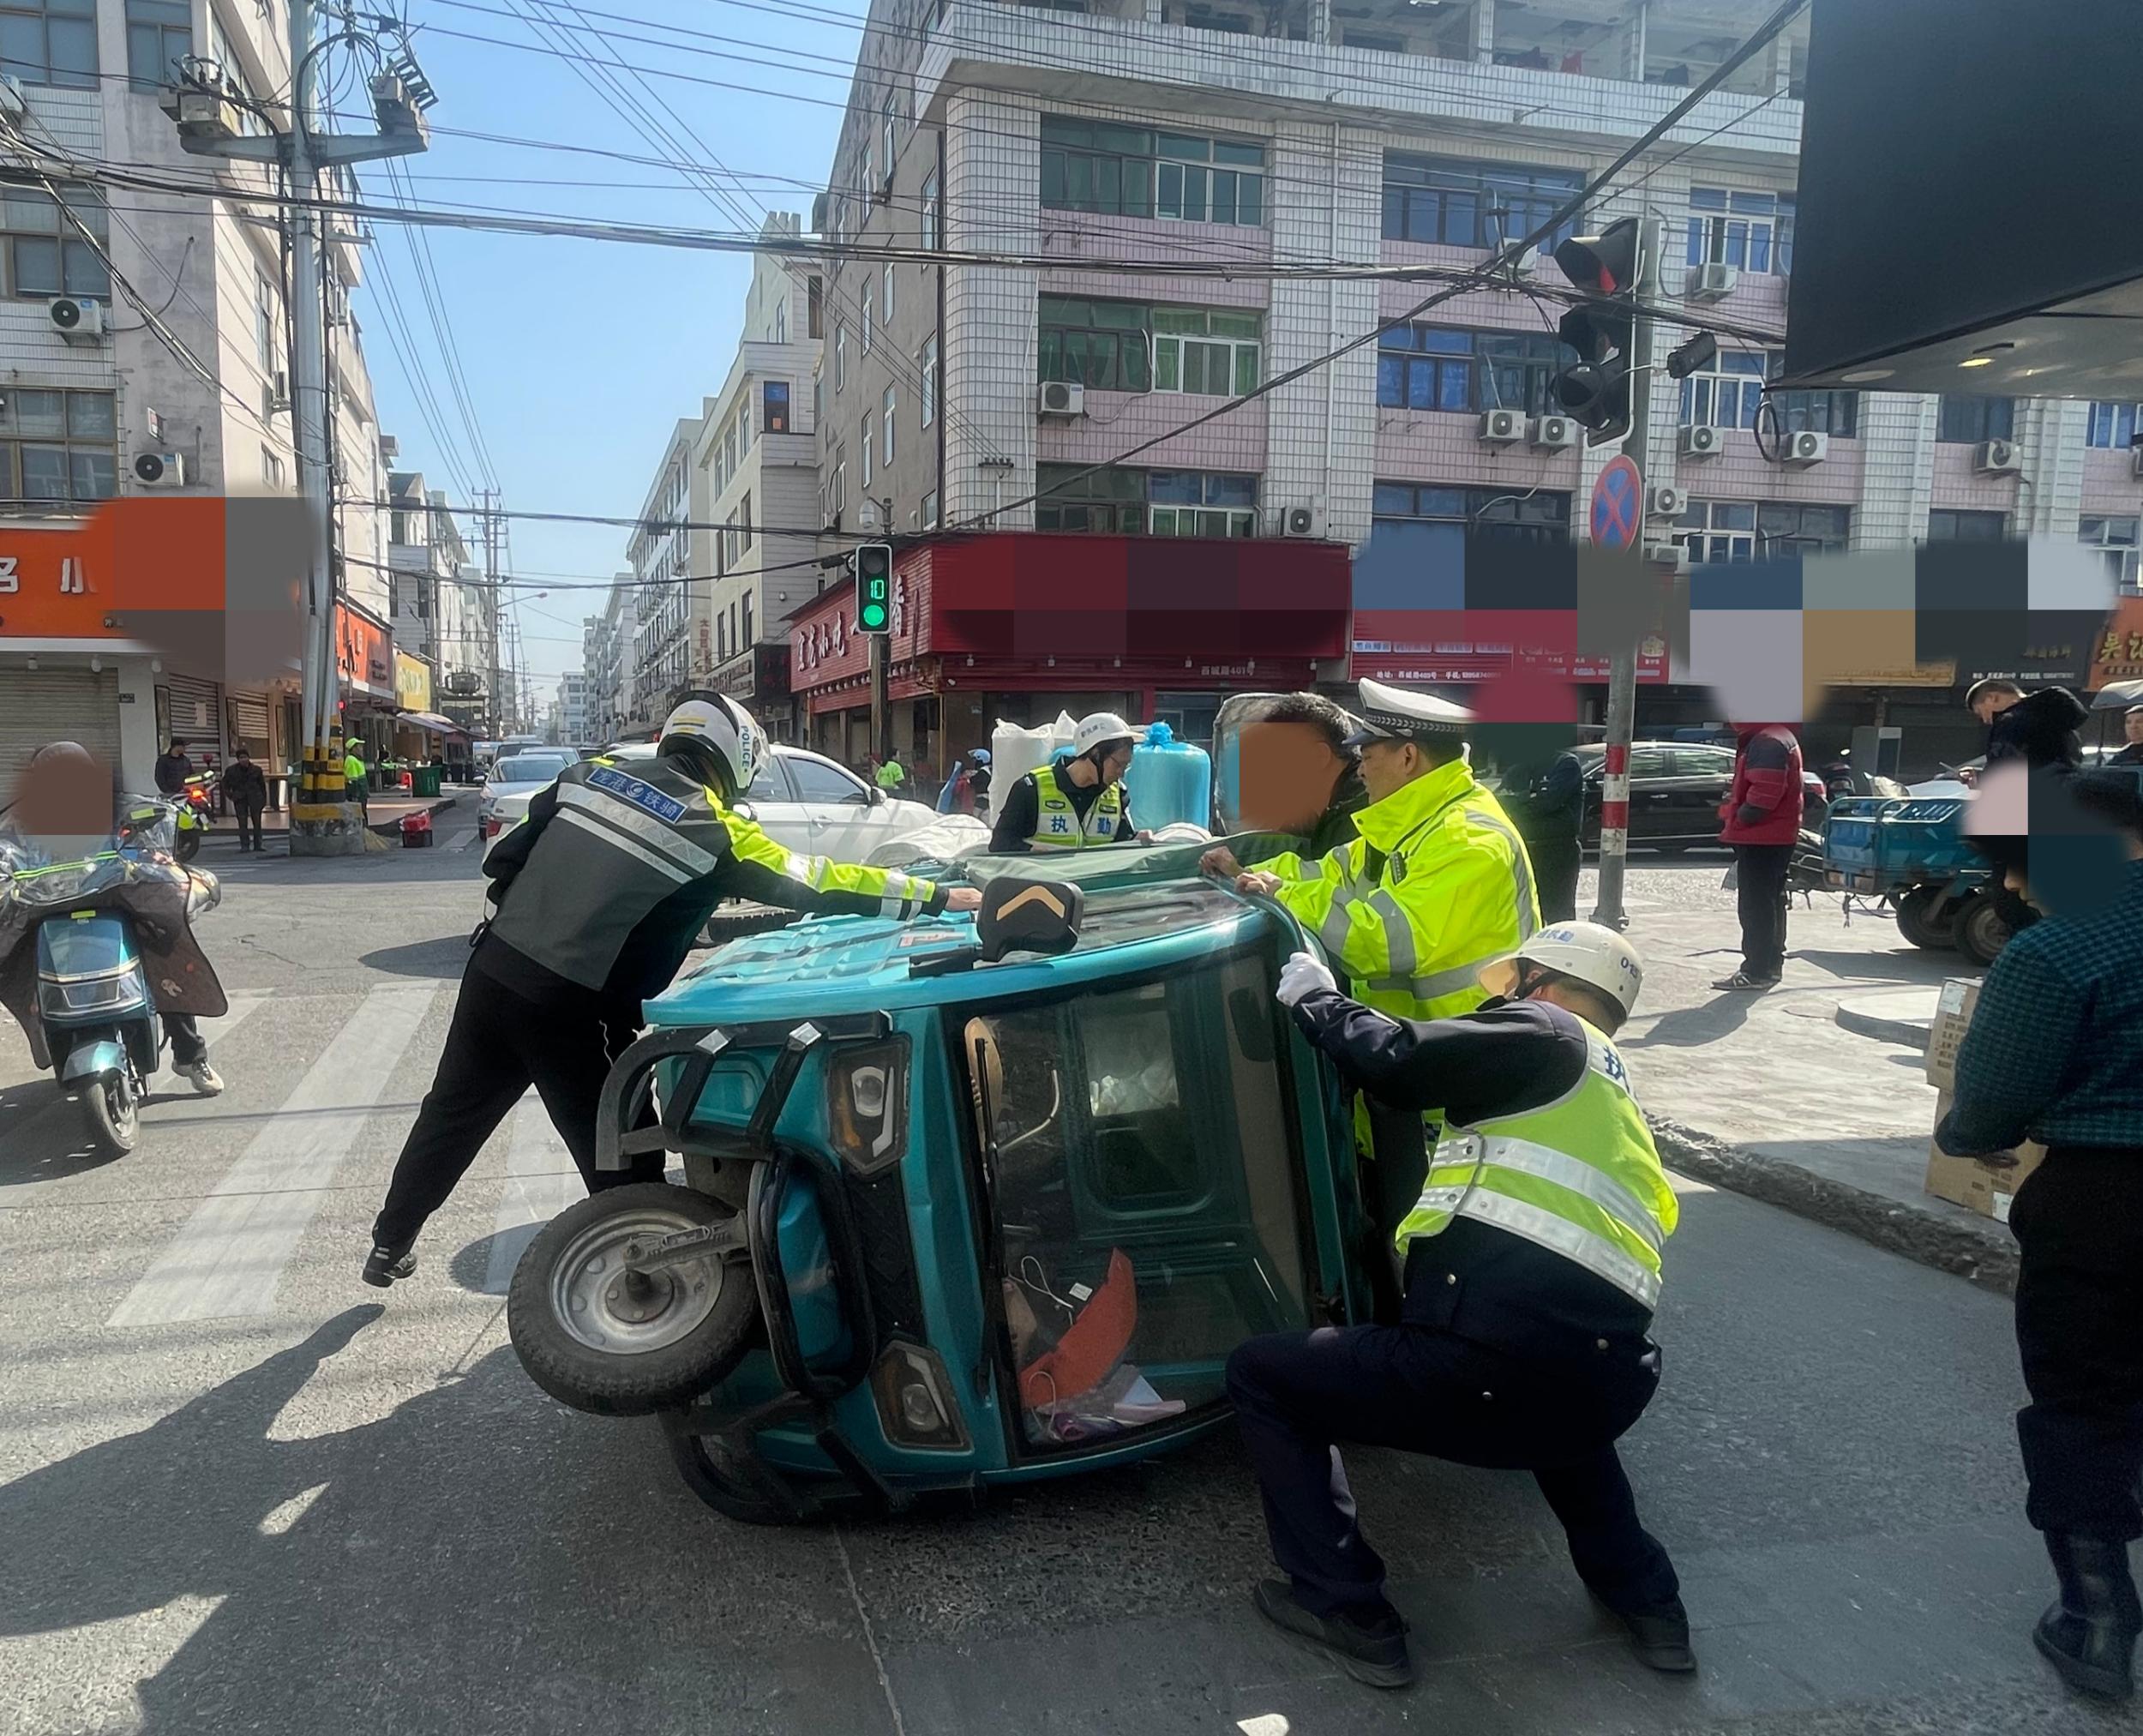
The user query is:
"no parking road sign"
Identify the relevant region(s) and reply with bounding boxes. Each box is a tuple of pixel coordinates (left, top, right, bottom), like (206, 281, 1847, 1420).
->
(1589, 454, 1643, 550)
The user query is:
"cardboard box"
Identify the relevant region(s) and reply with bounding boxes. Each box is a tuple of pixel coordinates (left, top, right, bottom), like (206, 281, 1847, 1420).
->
(1926, 1088, 2047, 1222)
(1924, 977, 1979, 1091)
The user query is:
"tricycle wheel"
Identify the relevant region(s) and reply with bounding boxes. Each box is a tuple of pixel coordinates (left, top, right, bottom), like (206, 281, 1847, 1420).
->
(507, 1183, 757, 1417)
(1954, 894, 2014, 967)
(1894, 886, 1958, 950)
(81, 1071, 137, 1156)
(663, 1427, 803, 1526)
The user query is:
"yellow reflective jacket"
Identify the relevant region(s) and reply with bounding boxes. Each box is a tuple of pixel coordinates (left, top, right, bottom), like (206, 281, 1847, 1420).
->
(1252, 758, 1539, 1025)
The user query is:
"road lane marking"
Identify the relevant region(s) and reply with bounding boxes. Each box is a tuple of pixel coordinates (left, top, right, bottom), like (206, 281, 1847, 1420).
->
(106, 986, 438, 1327)
(479, 1095, 583, 1294)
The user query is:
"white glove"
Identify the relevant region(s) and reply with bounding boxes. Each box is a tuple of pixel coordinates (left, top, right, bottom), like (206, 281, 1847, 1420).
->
(1276, 950, 1337, 1008)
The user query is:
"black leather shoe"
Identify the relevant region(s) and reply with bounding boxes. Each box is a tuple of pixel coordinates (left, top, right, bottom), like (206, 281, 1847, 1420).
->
(2035, 1534, 2139, 1702)
(1592, 1590, 1696, 1672)
(361, 1241, 417, 1288)
(1253, 1580, 1414, 1688)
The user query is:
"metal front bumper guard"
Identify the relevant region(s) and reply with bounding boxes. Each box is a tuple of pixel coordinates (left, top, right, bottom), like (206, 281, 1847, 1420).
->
(595, 1013, 897, 1519)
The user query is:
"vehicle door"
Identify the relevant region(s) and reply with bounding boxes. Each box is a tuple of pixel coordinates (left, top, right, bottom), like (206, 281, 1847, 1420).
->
(1660, 745, 1734, 843)
(776, 751, 880, 858)
(730, 752, 807, 851)
(1624, 745, 1674, 842)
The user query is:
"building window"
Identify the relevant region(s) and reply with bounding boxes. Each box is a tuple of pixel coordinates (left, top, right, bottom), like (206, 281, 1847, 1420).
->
(828, 458, 844, 520)
(2080, 515, 2140, 594)
(861, 412, 873, 487)
(1686, 188, 1794, 274)
(1040, 117, 1266, 228)
(921, 171, 939, 250)
(1937, 396, 2015, 445)
(261, 447, 285, 488)
(1672, 498, 1758, 562)
(255, 271, 277, 375)
(881, 261, 895, 321)
(807, 274, 823, 339)
(740, 490, 752, 552)
(879, 93, 897, 183)
(1375, 327, 1564, 417)
(1035, 464, 1258, 537)
(1372, 482, 1571, 544)
(1380, 154, 1582, 249)
(1763, 369, 1859, 438)
(0, 387, 116, 501)
(834, 323, 846, 391)
(3, 183, 111, 298)
(1927, 508, 2008, 542)
(922, 488, 939, 528)
(3, 0, 97, 87)
(764, 379, 790, 434)
(881, 385, 895, 465)
(742, 591, 753, 646)
(861, 283, 873, 351)
(813, 367, 822, 429)
(1674, 499, 1850, 562)
(1153, 308, 1260, 396)
(921, 333, 938, 427)
(773, 297, 787, 343)
(1039, 296, 1262, 398)
(1680, 351, 1767, 429)
(124, 0, 189, 89)
(2086, 401, 2140, 450)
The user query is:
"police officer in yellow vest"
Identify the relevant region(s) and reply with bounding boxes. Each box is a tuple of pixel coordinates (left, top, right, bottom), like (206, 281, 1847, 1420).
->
(1204, 678, 1538, 1298)
(988, 712, 1139, 853)
(1227, 924, 1689, 1690)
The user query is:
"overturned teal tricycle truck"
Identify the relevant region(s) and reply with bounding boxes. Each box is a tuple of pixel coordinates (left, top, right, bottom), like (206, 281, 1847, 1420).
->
(506, 842, 1380, 1523)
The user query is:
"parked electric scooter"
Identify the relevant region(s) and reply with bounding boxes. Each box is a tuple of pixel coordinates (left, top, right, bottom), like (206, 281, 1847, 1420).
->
(172, 773, 213, 862)
(0, 803, 225, 1156)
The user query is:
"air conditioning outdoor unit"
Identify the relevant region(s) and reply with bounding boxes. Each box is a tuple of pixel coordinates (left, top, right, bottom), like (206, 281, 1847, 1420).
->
(1685, 261, 1738, 301)
(1974, 438, 2020, 475)
(1528, 414, 1576, 450)
(1784, 429, 1830, 466)
(1282, 504, 1321, 537)
(1643, 540, 1691, 573)
(0, 74, 26, 117)
(1037, 381, 1085, 417)
(2131, 444, 2143, 480)
(48, 297, 104, 340)
(1648, 484, 1686, 518)
(1679, 423, 1722, 458)
(1478, 408, 1523, 443)
(133, 451, 188, 488)
(270, 370, 290, 411)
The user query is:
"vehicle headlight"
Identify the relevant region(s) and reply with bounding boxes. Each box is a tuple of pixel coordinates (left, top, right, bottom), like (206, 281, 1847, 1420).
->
(868, 1339, 967, 1451)
(825, 1038, 908, 1176)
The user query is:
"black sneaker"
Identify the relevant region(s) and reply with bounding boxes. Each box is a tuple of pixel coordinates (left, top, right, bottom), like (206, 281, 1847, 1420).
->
(1253, 1579, 1414, 1688)
(362, 1241, 417, 1288)
(1591, 1591, 1697, 1673)
(1710, 970, 1780, 991)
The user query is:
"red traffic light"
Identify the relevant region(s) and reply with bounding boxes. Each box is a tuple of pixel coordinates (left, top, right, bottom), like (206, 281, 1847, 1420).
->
(1552, 217, 1642, 295)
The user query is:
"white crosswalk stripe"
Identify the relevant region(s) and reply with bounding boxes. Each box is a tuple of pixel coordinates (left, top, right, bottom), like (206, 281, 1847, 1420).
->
(480, 1095, 582, 1295)
(105, 986, 438, 1327)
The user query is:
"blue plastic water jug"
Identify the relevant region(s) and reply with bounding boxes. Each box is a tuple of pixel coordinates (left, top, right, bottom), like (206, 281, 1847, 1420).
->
(1125, 722, 1213, 833)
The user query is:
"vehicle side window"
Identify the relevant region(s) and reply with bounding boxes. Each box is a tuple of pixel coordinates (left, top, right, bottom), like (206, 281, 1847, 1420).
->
(746, 755, 794, 802)
(784, 755, 870, 805)
(1627, 748, 1670, 780)
(1666, 748, 1729, 778)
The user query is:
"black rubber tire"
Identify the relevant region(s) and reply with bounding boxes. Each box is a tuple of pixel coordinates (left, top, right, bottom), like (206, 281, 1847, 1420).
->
(1954, 894, 2014, 968)
(81, 1071, 137, 1157)
(507, 1183, 758, 1418)
(172, 826, 201, 864)
(665, 1427, 806, 1526)
(1894, 886, 1959, 951)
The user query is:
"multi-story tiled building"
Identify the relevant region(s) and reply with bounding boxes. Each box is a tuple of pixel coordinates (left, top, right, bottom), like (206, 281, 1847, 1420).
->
(583, 576, 635, 745)
(624, 416, 705, 732)
(802, 0, 2140, 772)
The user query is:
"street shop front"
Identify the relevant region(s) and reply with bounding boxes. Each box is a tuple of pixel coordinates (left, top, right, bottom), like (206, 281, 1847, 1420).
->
(786, 532, 1352, 777)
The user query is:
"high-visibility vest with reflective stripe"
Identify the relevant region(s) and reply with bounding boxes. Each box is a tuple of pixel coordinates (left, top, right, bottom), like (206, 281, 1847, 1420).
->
(1255, 759, 1539, 1027)
(1027, 763, 1122, 850)
(1395, 1018, 1678, 1309)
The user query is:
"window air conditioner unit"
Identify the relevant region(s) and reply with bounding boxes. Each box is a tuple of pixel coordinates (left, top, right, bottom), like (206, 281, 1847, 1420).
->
(1974, 438, 2020, 475)
(1643, 540, 1691, 573)
(269, 370, 290, 411)
(1037, 381, 1085, 417)
(1685, 261, 1738, 301)
(2131, 444, 2143, 481)
(1528, 414, 1576, 450)
(1679, 423, 1722, 458)
(133, 451, 188, 488)
(48, 297, 105, 340)
(1478, 408, 1523, 443)
(1648, 484, 1686, 518)
(1282, 504, 1321, 537)
(0, 74, 25, 118)
(1784, 429, 1829, 466)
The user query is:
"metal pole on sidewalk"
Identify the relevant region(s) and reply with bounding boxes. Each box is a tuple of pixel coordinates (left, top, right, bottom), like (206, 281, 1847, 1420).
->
(287, 0, 335, 800)
(1589, 216, 1661, 934)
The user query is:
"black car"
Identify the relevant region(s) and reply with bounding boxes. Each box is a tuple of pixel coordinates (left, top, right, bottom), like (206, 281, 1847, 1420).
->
(1521, 742, 1828, 852)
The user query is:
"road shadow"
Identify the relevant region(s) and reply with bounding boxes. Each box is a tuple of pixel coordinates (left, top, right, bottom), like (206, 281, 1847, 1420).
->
(360, 935, 476, 979)
(1622, 994, 1762, 1050)
(0, 1076, 124, 1185)
(1790, 948, 1966, 985)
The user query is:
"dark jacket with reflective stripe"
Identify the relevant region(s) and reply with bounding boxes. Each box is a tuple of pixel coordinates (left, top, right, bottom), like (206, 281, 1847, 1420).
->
(480, 754, 945, 1006)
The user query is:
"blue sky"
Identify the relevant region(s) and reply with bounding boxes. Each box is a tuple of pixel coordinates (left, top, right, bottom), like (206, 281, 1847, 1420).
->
(349, 0, 851, 696)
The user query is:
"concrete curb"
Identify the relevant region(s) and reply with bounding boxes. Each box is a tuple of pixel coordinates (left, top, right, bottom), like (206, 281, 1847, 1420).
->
(1832, 1000, 1934, 1051)
(1649, 1115, 2019, 1296)
(367, 796, 458, 839)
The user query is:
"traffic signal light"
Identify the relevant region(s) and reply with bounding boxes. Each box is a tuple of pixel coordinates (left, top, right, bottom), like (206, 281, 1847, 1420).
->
(854, 542, 892, 635)
(1550, 218, 1643, 446)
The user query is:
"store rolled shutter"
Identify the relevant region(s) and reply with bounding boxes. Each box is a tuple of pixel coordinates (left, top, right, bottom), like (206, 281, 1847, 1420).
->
(161, 674, 228, 763)
(231, 693, 273, 753)
(0, 668, 121, 786)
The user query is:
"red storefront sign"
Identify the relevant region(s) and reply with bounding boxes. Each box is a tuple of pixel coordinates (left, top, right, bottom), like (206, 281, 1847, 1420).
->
(0, 498, 234, 642)
(336, 603, 393, 696)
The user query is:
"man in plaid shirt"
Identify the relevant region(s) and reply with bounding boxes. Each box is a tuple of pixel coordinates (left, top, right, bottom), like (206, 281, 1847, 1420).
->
(1938, 770, 2143, 1703)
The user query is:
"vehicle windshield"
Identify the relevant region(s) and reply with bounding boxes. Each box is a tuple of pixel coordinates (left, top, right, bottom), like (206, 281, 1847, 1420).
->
(492, 755, 570, 784)
(964, 945, 1316, 1451)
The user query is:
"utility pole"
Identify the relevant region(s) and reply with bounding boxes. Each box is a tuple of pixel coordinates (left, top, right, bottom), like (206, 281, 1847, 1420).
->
(171, 3, 432, 850)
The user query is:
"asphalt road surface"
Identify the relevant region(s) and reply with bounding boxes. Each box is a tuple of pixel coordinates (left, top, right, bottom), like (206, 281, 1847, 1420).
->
(0, 826, 2119, 1734)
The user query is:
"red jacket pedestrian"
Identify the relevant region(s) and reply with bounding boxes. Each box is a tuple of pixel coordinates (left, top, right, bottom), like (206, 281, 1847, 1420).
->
(1719, 724, 1804, 845)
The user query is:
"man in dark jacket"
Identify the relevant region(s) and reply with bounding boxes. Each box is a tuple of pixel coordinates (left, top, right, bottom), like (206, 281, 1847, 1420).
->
(152, 738, 191, 797)
(1500, 748, 1585, 922)
(219, 748, 268, 852)
(1970, 679, 2088, 772)
(362, 696, 981, 1288)
(1713, 723, 1804, 990)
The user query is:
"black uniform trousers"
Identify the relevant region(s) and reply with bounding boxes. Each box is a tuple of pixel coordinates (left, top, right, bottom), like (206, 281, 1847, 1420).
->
(2009, 1149, 2143, 1541)
(1226, 1255, 1679, 1623)
(372, 955, 661, 1249)
(1732, 843, 1794, 979)
(1522, 833, 1582, 925)
(232, 799, 265, 851)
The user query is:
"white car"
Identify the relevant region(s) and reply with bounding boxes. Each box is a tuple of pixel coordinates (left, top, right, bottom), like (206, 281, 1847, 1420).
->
(485, 742, 940, 863)
(478, 749, 578, 848)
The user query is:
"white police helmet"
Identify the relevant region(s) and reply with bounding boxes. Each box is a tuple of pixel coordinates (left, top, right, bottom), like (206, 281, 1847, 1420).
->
(660, 695, 764, 796)
(1478, 922, 1646, 1020)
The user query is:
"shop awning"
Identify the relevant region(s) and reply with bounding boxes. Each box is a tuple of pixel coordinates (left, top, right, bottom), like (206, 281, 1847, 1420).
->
(398, 711, 468, 736)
